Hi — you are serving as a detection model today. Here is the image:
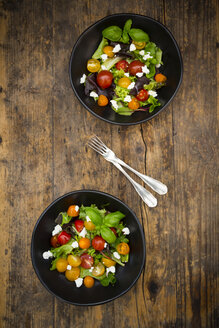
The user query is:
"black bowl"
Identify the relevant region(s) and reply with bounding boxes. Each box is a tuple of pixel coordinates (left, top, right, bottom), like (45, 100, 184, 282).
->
(31, 190, 146, 306)
(69, 13, 183, 125)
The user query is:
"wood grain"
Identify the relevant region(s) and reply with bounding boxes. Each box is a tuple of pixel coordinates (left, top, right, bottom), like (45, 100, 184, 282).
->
(0, 0, 218, 327)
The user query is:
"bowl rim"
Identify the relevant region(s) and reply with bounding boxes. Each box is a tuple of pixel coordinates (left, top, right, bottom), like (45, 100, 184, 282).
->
(31, 189, 146, 306)
(69, 13, 183, 126)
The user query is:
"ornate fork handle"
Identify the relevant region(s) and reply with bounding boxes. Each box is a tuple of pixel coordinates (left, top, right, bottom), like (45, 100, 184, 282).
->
(113, 157, 168, 195)
(112, 161, 157, 208)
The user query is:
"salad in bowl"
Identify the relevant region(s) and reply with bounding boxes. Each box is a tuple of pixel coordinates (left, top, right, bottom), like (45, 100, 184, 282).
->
(42, 203, 130, 288)
(80, 19, 167, 116)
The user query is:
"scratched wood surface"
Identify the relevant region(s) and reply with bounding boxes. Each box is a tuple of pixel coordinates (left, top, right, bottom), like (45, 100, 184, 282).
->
(0, 0, 218, 327)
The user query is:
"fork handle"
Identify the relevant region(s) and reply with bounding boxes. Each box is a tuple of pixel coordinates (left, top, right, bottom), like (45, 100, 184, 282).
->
(114, 158, 168, 195)
(112, 162, 157, 208)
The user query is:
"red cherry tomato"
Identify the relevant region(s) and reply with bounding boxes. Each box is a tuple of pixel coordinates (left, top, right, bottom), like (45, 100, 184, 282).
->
(50, 235, 60, 248)
(110, 228, 117, 236)
(136, 89, 149, 101)
(96, 70, 113, 89)
(80, 253, 94, 269)
(128, 60, 144, 76)
(92, 236, 105, 251)
(57, 231, 71, 245)
(115, 60, 129, 72)
(74, 219, 84, 232)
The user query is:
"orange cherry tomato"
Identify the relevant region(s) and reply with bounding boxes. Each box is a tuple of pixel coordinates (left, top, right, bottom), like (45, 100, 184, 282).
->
(118, 77, 131, 88)
(79, 237, 90, 249)
(155, 73, 167, 83)
(103, 46, 114, 58)
(98, 95, 109, 106)
(65, 267, 80, 281)
(116, 242, 130, 255)
(128, 97, 140, 110)
(67, 205, 79, 217)
(84, 276, 95, 288)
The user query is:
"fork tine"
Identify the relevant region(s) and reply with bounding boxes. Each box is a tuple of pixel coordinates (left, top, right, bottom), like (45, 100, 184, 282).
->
(91, 135, 108, 150)
(87, 142, 105, 155)
(88, 139, 106, 153)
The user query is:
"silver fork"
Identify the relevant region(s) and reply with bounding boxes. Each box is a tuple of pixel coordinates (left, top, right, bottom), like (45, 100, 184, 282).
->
(88, 136, 165, 208)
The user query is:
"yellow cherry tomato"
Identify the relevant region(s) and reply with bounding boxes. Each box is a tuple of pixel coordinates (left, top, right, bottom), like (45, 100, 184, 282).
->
(67, 255, 81, 267)
(56, 258, 68, 272)
(103, 46, 114, 58)
(87, 58, 101, 72)
(132, 40, 146, 49)
(116, 242, 130, 255)
(118, 77, 131, 88)
(84, 276, 95, 288)
(84, 221, 96, 231)
(65, 267, 80, 281)
(92, 262, 105, 277)
(101, 257, 116, 267)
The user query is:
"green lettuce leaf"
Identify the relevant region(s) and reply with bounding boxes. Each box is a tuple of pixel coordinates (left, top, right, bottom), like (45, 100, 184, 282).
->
(92, 37, 108, 59)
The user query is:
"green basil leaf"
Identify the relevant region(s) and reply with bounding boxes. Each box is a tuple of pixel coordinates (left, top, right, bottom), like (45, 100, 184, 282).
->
(120, 19, 132, 43)
(103, 211, 125, 227)
(101, 226, 117, 243)
(92, 37, 108, 59)
(129, 28, 149, 42)
(102, 26, 122, 41)
(85, 207, 103, 226)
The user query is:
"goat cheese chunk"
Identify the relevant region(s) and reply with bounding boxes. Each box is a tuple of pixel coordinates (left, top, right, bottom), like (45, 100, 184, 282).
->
(75, 278, 83, 288)
(124, 95, 132, 103)
(110, 100, 118, 110)
(142, 65, 150, 74)
(71, 241, 79, 248)
(86, 215, 91, 222)
(80, 74, 86, 84)
(79, 227, 87, 238)
(106, 266, 116, 276)
(52, 224, 62, 236)
(113, 44, 121, 53)
(148, 90, 158, 98)
(122, 227, 130, 235)
(67, 265, 72, 270)
(101, 54, 108, 61)
(127, 82, 135, 90)
(42, 251, 53, 260)
(90, 91, 98, 98)
(129, 43, 136, 51)
(75, 205, 79, 212)
(139, 50, 145, 56)
(143, 53, 153, 60)
(136, 72, 143, 77)
(113, 251, 121, 260)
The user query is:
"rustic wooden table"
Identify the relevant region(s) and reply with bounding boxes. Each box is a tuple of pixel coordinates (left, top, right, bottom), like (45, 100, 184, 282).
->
(0, 0, 218, 327)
